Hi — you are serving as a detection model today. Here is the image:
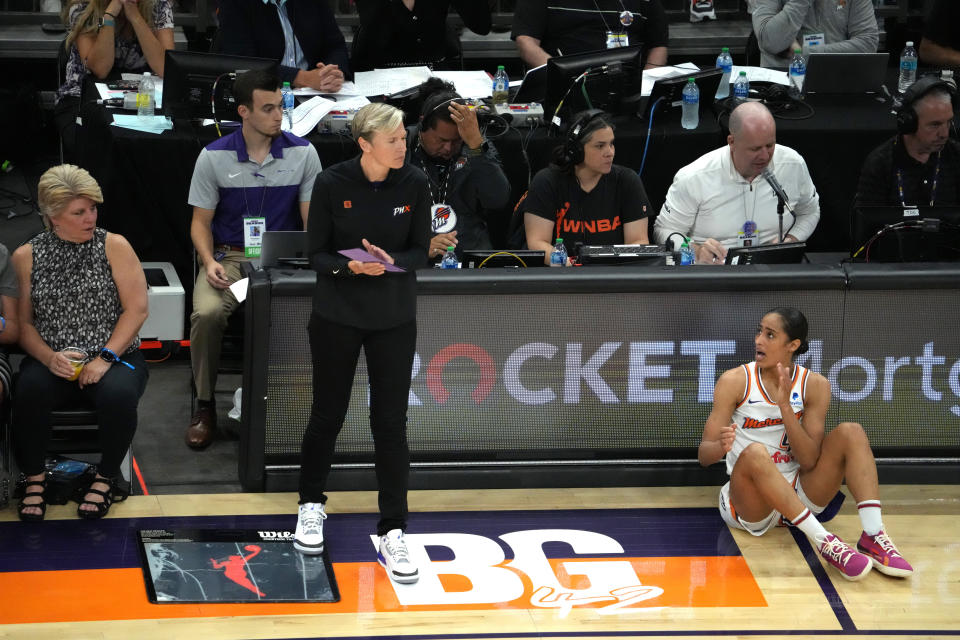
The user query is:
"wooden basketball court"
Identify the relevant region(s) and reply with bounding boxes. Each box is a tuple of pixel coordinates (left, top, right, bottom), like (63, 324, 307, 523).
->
(1, 484, 958, 639)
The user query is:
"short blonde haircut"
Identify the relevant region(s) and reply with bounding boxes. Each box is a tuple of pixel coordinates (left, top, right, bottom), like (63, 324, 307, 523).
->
(37, 164, 103, 227)
(352, 103, 405, 144)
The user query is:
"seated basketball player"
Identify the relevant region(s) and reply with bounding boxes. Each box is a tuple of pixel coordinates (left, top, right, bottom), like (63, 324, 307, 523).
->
(698, 307, 913, 581)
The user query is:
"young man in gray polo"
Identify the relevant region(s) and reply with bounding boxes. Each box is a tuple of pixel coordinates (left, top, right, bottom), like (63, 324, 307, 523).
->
(186, 68, 320, 449)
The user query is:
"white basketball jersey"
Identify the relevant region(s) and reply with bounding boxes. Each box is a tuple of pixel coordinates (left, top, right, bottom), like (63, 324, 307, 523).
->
(725, 361, 809, 477)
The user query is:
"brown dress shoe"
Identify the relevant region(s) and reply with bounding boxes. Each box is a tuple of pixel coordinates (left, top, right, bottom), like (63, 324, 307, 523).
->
(186, 405, 217, 450)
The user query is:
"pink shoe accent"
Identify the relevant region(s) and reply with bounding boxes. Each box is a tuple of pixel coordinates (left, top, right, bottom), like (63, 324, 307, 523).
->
(857, 530, 913, 577)
(818, 534, 872, 581)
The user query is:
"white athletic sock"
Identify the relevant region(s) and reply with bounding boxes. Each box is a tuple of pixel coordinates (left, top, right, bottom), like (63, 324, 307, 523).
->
(857, 500, 883, 536)
(789, 508, 830, 546)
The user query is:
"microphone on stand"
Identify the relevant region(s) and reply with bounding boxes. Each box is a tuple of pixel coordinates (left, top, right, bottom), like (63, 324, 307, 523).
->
(761, 168, 795, 243)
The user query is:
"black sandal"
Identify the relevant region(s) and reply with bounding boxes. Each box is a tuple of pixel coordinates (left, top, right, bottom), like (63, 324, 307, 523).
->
(17, 478, 47, 522)
(76, 476, 115, 520)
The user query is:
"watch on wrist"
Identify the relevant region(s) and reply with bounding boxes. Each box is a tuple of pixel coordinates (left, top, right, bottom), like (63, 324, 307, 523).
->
(99, 348, 119, 363)
(99, 15, 116, 28)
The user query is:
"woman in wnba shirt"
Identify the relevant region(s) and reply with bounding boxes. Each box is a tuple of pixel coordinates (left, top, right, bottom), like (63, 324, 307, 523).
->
(698, 307, 913, 582)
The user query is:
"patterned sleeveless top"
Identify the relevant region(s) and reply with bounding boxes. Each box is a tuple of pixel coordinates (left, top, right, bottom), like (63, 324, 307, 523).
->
(30, 228, 139, 356)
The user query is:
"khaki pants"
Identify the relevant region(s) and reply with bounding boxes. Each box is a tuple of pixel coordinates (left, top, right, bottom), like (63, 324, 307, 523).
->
(190, 250, 248, 402)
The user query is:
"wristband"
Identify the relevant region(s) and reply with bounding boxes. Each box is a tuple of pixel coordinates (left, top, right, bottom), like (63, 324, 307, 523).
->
(0, 315, 5, 333)
(100, 16, 116, 28)
(100, 347, 135, 370)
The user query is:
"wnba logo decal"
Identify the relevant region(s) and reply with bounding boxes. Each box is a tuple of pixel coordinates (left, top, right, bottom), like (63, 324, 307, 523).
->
(210, 545, 266, 597)
(425, 343, 495, 404)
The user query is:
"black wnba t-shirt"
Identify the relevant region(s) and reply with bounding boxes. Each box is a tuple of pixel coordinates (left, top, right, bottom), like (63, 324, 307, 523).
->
(524, 164, 651, 255)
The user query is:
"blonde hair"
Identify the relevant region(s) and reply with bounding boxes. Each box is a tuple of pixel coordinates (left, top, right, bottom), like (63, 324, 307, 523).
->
(37, 164, 103, 227)
(352, 103, 405, 145)
(63, 0, 158, 52)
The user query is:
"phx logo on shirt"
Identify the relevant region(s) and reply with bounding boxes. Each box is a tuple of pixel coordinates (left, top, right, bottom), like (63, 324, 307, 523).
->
(393, 204, 412, 216)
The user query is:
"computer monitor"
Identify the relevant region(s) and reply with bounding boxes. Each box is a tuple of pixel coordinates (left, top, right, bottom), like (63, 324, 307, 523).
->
(725, 241, 807, 265)
(851, 206, 960, 262)
(640, 67, 724, 121)
(163, 50, 279, 121)
(544, 46, 644, 126)
(260, 230, 309, 268)
(461, 249, 546, 268)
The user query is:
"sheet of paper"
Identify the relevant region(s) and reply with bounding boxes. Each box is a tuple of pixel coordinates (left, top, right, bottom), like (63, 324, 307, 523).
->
(110, 114, 173, 134)
(285, 95, 336, 137)
(338, 248, 406, 272)
(641, 62, 699, 96)
(432, 70, 493, 99)
(353, 66, 432, 96)
(292, 81, 362, 97)
(229, 277, 248, 303)
(731, 65, 790, 86)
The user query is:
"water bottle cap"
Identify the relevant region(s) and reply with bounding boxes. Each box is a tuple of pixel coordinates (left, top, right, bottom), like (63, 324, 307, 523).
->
(497, 65, 505, 70)
(283, 81, 291, 88)
(143, 72, 151, 77)
(794, 49, 802, 53)
(556, 238, 564, 243)
(688, 78, 696, 84)
(739, 71, 747, 76)
(447, 246, 455, 251)
(722, 47, 729, 52)
(906, 41, 913, 47)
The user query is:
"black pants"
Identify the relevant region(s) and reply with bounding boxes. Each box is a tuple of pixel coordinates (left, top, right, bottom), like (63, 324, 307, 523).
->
(299, 314, 416, 536)
(13, 352, 149, 478)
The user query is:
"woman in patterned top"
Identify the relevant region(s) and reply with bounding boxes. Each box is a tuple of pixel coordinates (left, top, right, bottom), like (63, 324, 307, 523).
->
(11, 164, 149, 522)
(54, 0, 175, 160)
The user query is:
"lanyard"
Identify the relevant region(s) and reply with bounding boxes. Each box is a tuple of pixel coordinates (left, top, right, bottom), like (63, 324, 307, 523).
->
(896, 153, 941, 208)
(415, 137, 452, 205)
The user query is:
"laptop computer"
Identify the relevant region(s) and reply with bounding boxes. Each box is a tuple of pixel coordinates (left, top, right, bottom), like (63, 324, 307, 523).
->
(803, 53, 889, 94)
(260, 230, 309, 268)
(513, 64, 547, 104)
(725, 241, 807, 265)
(639, 67, 723, 121)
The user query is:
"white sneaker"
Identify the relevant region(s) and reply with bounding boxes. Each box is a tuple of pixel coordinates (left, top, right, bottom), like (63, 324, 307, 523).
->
(294, 502, 326, 555)
(377, 529, 419, 584)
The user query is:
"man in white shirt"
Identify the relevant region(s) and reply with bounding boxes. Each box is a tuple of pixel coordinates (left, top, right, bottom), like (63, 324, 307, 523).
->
(654, 102, 820, 264)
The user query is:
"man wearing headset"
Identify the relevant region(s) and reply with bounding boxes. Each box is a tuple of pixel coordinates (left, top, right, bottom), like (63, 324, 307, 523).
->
(512, 0, 668, 70)
(407, 79, 511, 260)
(855, 77, 960, 208)
(524, 110, 652, 265)
(654, 102, 820, 264)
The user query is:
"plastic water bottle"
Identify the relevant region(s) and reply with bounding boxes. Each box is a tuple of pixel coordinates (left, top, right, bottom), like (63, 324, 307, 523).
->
(679, 241, 695, 266)
(941, 69, 956, 90)
(282, 81, 295, 131)
(733, 71, 750, 105)
(681, 78, 699, 130)
(898, 41, 917, 94)
(492, 65, 509, 105)
(440, 246, 459, 269)
(550, 238, 567, 267)
(137, 72, 155, 121)
(715, 47, 733, 99)
(789, 49, 806, 100)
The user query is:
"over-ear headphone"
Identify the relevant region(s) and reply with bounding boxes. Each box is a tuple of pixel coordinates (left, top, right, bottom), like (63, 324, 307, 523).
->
(561, 109, 608, 166)
(419, 93, 462, 132)
(896, 75, 958, 135)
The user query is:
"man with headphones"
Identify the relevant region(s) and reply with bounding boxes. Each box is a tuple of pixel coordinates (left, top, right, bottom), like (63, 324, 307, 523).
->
(524, 109, 652, 264)
(855, 76, 959, 208)
(406, 78, 511, 260)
